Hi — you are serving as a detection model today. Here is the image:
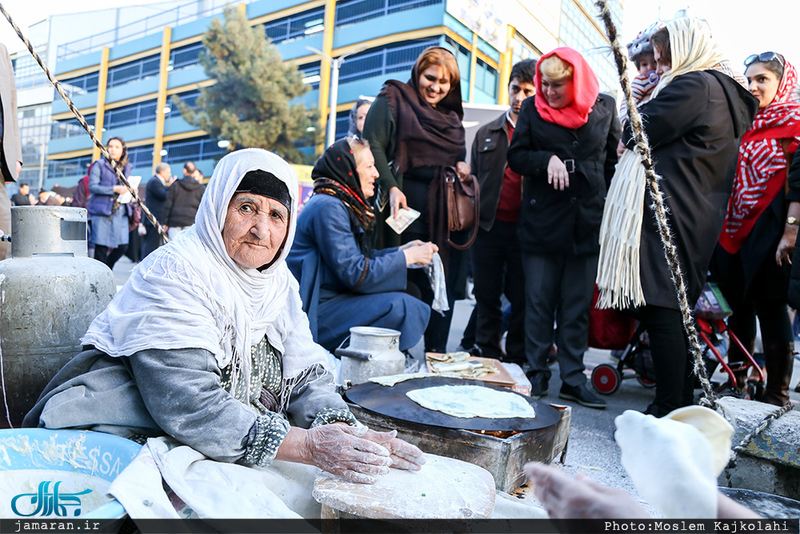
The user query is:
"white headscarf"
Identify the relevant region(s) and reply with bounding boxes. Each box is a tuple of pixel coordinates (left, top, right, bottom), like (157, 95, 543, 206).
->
(83, 148, 329, 396)
(597, 17, 726, 309)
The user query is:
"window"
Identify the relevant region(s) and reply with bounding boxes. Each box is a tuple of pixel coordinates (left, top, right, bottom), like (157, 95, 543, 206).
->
(48, 155, 93, 180)
(59, 72, 100, 99)
(171, 42, 205, 71)
(337, 38, 439, 84)
(264, 7, 325, 44)
(335, 0, 444, 27)
(475, 58, 497, 99)
(107, 55, 160, 88)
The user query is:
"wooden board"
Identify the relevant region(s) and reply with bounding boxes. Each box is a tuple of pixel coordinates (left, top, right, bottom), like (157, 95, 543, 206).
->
(425, 353, 516, 387)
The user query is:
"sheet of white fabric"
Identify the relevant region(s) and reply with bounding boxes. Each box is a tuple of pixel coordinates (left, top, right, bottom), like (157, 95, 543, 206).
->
(82, 149, 331, 400)
(109, 437, 322, 519)
(614, 409, 724, 518)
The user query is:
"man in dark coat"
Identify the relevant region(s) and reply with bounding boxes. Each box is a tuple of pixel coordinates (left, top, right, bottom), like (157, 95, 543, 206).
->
(469, 59, 536, 363)
(141, 162, 172, 259)
(163, 161, 205, 239)
(11, 183, 32, 205)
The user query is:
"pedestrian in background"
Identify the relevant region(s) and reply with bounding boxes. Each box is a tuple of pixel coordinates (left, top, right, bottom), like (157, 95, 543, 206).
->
(141, 162, 173, 259)
(347, 98, 371, 138)
(507, 47, 621, 409)
(11, 183, 33, 206)
(715, 52, 800, 406)
(0, 41, 23, 259)
(163, 160, 205, 239)
(363, 45, 471, 353)
(469, 58, 536, 364)
(86, 136, 134, 270)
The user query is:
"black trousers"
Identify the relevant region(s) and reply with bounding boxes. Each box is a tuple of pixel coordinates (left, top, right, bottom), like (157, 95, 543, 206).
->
(471, 222, 525, 361)
(521, 252, 597, 387)
(141, 222, 165, 260)
(638, 305, 693, 416)
(94, 244, 127, 271)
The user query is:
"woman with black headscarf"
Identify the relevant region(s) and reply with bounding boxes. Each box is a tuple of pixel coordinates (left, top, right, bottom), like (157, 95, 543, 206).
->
(288, 137, 435, 353)
(363, 45, 470, 353)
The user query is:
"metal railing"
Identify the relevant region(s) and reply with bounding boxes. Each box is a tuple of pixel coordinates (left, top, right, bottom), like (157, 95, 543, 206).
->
(57, 0, 254, 62)
(335, 0, 443, 27)
(338, 38, 437, 84)
(264, 6, 325, 44)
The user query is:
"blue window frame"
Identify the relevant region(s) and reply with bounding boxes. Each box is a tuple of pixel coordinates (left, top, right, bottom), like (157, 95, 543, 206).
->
(335, 0, 444, 27)
(107, 55, 160, 88)
(264, 7, 325, 44)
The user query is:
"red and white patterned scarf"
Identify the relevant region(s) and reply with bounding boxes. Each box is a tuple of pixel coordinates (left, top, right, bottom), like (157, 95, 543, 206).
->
(719, 60, 800, 254)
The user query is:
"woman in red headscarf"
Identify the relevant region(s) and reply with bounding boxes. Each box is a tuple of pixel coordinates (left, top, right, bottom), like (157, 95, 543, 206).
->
(711, 52, 800, 406)
(507, 47, 621, 409)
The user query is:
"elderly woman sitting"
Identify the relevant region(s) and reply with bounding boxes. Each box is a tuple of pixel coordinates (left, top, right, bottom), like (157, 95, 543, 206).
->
(289, 137, 436, 353)
(23, 148, 424, 517)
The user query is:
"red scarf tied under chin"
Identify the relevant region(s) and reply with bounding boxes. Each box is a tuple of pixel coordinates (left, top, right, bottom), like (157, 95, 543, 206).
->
(719, 60, 800, 254)
(534, 47, 600, 129)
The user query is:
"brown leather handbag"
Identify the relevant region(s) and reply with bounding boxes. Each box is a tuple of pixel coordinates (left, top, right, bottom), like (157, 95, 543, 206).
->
(444, 166, 480, 250)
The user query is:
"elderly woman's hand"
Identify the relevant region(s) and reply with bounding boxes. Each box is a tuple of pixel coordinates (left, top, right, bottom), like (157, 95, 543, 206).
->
(360, 428, 425, 471)
(402, 241, 438, 266)
(305, 424, 393, 484)
(776, 224, 798, 266)
(547, 155, 570, 191)
(389, 187, 409, 220)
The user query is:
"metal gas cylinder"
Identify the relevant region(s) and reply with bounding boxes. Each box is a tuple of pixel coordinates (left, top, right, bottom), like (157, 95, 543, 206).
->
(336, 326, 405, 385)
(0, 206, 115, 428)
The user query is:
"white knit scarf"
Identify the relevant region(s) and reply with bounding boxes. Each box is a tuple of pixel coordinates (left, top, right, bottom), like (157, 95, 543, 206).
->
(83, 148, 330, 399)
(596, 17, 725, 309)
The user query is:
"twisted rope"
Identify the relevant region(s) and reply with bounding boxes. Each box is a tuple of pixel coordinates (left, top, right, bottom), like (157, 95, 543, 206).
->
(0, 2, 169, 243)
(729, 403, 794, 464)
(594, 1, 716, 409)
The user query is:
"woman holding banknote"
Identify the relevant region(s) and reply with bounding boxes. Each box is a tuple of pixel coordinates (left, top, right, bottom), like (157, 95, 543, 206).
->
(363, 45, 470, 353)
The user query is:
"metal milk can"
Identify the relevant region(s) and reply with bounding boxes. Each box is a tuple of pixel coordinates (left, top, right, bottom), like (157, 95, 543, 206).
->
(336, 326, 405, 385)
(0, 206, 115, 427)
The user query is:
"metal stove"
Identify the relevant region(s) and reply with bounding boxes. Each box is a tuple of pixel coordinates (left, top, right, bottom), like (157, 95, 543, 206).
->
(344, 376, 570, 492)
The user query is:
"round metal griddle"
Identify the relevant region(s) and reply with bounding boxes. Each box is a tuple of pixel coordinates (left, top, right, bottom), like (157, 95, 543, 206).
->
(345, 376, 560, 432)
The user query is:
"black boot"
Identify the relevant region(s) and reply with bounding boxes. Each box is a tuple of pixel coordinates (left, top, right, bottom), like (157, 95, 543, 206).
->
(761, 342, 794, 407)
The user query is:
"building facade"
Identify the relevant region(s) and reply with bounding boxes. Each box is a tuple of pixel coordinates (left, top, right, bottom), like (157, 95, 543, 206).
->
(40, 0, 623, 190)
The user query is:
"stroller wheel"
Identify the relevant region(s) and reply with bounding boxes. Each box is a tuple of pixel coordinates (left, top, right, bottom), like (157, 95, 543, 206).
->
(636, 375, 656, 388)
(592, 364, 621, 395)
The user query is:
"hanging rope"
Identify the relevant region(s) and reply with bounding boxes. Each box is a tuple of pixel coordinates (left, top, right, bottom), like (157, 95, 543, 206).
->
(593, 0, 793, 466)
(0, 2, 169, 243)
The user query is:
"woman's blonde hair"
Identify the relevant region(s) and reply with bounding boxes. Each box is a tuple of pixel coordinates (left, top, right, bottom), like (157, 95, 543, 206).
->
(539, 55, 573, 81)
(414, 47, 460, 88)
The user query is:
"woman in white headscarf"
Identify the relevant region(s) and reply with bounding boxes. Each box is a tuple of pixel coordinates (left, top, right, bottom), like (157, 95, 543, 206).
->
(24, 148, 423, 517)
(596, 18, 759, 416)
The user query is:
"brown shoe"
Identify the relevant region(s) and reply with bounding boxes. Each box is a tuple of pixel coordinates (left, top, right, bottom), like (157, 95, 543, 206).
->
(761, 342, 794, 407)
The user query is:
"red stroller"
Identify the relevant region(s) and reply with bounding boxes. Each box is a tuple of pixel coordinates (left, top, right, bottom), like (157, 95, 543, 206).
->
(591, 283, 765, 398)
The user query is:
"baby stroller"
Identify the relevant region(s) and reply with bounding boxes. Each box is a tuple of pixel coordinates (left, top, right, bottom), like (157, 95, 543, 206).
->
(591, 283, 765, 398)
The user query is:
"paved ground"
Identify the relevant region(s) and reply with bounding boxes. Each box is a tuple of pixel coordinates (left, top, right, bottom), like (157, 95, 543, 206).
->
(112, 256, 800, 512)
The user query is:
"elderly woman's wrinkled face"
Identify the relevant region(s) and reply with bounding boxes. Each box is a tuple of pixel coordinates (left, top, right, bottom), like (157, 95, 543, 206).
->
(746, 63, 781, 109)
(541, 75, 574, 110)
(418, 65, 451, 107)
(355, 147, 379, 199)
(223, 193, 289, 269)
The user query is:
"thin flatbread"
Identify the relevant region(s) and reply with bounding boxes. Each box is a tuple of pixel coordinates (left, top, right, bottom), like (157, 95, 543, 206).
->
(406, 385, 535, 419)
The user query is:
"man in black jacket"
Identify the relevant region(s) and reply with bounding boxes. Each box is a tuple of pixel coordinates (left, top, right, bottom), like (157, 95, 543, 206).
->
(163, 161, 205, 239)
(141, 162, 173, 259)
(469, 59, 536, 364)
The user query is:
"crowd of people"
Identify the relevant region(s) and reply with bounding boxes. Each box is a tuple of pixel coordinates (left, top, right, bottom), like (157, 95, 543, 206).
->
(10, 17, 798, 435)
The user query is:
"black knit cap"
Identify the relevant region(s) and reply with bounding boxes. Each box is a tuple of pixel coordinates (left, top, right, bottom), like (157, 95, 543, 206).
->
(236, 170, 291, 210)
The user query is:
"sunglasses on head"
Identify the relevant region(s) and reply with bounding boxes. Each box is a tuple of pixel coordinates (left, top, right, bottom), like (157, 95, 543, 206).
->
(744, 52, 785, 68)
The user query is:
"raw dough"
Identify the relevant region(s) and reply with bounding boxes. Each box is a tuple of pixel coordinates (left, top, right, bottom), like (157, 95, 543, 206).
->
(406, 385, 535, 419)
(369, 373, 431, 386)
